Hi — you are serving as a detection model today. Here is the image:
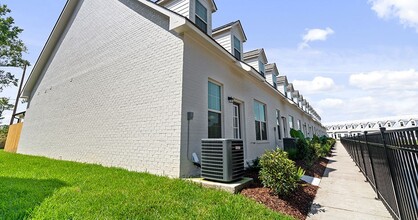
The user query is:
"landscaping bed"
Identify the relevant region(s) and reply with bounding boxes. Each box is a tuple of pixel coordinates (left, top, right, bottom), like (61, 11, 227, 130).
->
(295, 157, 329, 178)
(241, 157, 329, 220)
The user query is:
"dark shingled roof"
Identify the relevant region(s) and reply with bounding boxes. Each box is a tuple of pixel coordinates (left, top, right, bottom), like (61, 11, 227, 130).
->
(277, 76, 287, 84)
(243, 49, 262, 59)
(213, 21, 238, 32)
(212, 20, 247, 41)
(265, 63, 277, 72)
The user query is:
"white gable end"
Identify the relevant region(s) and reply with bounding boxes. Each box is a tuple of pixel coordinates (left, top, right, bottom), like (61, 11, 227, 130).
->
(159, 0, 215, 36)
(162, 0, 190, 17)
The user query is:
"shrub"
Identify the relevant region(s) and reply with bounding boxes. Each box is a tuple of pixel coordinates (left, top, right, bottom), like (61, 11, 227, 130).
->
(259, 149, 303, 196)
(245, 157, 261, 172)
(286, 148, 299, 161)
(0, 125, 8, 149)
(290, 129, 317, 166)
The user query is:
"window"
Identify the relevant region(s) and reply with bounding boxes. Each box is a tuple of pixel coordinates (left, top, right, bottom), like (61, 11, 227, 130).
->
(284, 85, 288, 98)
(400, 121, 404, 127)
(208, 82, 222, 138)
(368, 124, 372, 128)
(254, 101, 267, 140)
(297, 120, 301, 130)
(195, 0, 208, 33)
(387, 123, 391, 127)
(276, 110, 282, 140)
(232, 103, 241, 139)
(378, 123, 382, 128)
(288, 115, 294, 129)
(360, 124, 364, 129)
(272, 74, 277, 89)
(258, 60, 265, 76)
(233, 36, 241, 60)
(412, 121, 416, 126)
(282, 117, 287, 138)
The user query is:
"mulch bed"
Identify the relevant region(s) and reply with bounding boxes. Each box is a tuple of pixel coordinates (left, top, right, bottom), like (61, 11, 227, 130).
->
(241, 157, 329, 220)
(295, 157, 329, 178)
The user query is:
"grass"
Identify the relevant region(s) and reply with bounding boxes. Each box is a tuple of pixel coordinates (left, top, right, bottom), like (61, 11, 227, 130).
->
(0, 151, 292, 220)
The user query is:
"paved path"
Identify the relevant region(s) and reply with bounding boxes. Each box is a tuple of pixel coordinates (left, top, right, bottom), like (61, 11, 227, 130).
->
(307, 142, 393, 220)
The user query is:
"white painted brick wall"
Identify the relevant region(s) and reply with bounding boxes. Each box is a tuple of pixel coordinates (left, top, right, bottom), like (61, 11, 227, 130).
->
(18, 0, 184, 177)
(180, 34, 326, 177)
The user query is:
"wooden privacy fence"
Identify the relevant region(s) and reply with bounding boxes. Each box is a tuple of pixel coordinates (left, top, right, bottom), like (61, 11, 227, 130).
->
(341, 127, 418, 220)
(4, 122, 23, 153)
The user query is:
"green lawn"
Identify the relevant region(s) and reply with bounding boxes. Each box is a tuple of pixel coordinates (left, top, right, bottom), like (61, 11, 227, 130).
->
(0, 151, 291, 220)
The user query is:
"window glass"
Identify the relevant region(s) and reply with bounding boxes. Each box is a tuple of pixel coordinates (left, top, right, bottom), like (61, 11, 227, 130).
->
(195, 0, 208, 33)
(208, 82, 221, 111)
(208, 82, 221, 138)
(234, 36, 241, 50)
(195, 0, 207, 22)
(272, 74, 277, 88)
(254, 101, 267, 140)
(233, 36, 241, 60)
(259, 60, 265, 76)
(288, 115, 294, 129)
(208, 111, 221, 138)
(276, 110, 282, 140)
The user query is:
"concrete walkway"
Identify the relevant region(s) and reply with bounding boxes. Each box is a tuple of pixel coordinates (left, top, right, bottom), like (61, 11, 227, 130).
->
(307, 142, 392, 220)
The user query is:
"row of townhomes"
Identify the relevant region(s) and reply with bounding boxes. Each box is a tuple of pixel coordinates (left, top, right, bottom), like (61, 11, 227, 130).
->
(18, 0, 326, 178)
(326, 115, 418, 139)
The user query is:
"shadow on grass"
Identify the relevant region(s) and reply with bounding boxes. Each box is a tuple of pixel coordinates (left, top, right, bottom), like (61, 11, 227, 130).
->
(0, 177, 67, 219)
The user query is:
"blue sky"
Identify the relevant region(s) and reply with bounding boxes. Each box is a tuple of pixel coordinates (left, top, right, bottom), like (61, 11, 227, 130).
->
(1, 0, 418, 124)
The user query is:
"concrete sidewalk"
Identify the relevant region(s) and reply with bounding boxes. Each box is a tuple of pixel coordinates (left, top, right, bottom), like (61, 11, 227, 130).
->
(307, 142, 392, 220)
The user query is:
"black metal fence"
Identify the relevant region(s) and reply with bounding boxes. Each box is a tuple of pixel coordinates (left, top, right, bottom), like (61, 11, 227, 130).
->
(340, 127, 418, 220)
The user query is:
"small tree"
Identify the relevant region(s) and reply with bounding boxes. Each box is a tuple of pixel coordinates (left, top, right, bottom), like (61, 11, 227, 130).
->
(0, 4, 29, 119)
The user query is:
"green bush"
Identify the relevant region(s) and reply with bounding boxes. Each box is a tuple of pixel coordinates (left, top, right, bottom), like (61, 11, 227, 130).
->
(289, 129, 336, 167)
(0, 125, 8, 149)
(246, 157, 261, 172)
(286, 148, 299, 161)
(290, 129, 317, 166)
(259, 149, 303, 196)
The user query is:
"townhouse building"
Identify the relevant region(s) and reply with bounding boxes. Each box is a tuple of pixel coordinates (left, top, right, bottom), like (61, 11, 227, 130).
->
(18, 0, 326, 177)
(326, 115, 418, 139)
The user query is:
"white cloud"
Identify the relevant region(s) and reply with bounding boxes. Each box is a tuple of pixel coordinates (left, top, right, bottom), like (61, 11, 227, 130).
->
(349, 69, 418, 90)
(265, 45, 418, 123)
(318, 98, 344, 108)
(369, 0, 418, 31)
(298, 28, 334, 49)
(292, 76, 337, 94)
